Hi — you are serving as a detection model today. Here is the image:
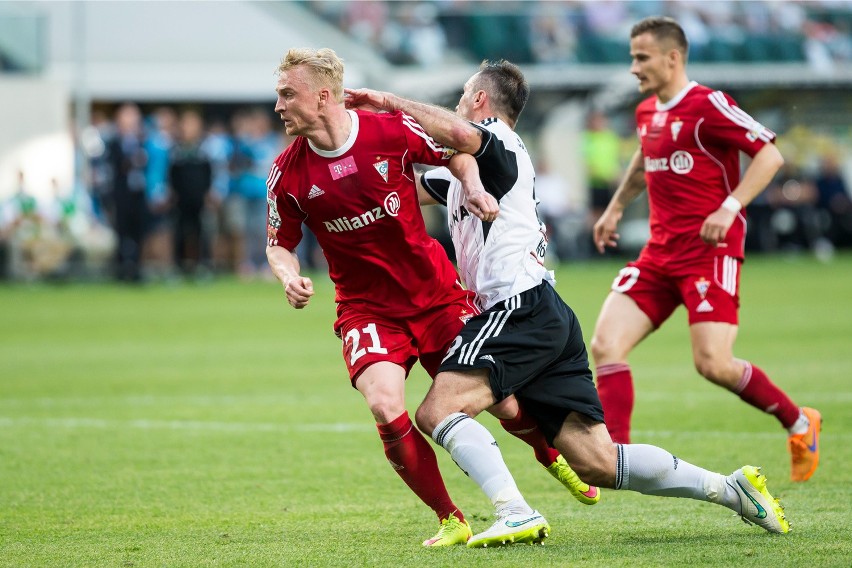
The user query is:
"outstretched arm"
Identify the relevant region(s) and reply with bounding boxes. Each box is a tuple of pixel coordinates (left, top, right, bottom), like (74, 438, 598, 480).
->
(699, 143, 784, 245)
(267, 245, 314, 309)
(345, 88, 483, 155)
(593, 148, 647, 253)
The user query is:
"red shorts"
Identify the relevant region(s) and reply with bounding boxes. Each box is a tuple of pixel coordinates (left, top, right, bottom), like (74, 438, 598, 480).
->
(611, 255, 741, 327)
(333, 288, 478, 386)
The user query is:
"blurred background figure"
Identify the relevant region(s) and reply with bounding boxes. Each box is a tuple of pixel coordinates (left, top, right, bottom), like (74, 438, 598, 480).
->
(168, 109, 214, 280)
(226, 107, 284, 280)
(200, 119, 233, 274)
(582, 111, 622, 223)
(143, 106, 178, 280)
(534, 159, 588, 261)
(815, 153, 852, 250)
(104, 103, 149, 283)
(766, 163, 822, 254)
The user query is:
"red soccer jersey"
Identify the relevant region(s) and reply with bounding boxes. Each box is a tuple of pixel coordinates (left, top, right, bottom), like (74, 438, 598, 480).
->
(635, 81, 775, 267)
(267, 109, 460, 317)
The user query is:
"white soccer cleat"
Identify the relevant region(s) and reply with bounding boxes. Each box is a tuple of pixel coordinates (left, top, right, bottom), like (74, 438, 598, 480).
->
(727, 466, 790, 534)
(466, 510, 550, 548)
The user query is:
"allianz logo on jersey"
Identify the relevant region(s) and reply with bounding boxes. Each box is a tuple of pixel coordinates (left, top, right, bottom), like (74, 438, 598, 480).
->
(644, 151, 694, 175)
(323, 191, 401, 233)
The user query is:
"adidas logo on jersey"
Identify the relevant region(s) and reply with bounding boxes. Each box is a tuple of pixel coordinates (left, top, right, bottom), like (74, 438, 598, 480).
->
(307, 185, 325, 199)
(696, 299, 714, 313)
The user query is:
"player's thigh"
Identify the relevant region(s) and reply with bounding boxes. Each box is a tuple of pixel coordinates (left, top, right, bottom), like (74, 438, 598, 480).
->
(591, 291, 655, 361)
(355, 361, 408, 423)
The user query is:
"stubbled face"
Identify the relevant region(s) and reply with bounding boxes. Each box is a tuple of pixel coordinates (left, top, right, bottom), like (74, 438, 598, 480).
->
(455, 74, 479, 120)
(274, 66, 320, 137)
(629, 32, 675, 96)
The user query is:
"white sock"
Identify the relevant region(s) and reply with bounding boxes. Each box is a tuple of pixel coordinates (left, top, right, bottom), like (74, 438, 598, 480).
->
(616, 444, 739, 510)
(787, 409, 809, 435)
(433, 413, 533, 516)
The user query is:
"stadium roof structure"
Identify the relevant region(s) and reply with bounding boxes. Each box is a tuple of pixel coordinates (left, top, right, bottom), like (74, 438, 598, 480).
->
(1, 1, 388, 101)
(2, 1, 852, 104)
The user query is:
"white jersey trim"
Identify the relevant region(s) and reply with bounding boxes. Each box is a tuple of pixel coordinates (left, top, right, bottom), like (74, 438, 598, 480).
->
(707, 91, 775, 143)
(655, 81, 698, 111)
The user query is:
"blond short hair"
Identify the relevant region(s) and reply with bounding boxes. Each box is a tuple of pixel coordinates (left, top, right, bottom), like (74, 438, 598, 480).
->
(278, 48, 345, 102)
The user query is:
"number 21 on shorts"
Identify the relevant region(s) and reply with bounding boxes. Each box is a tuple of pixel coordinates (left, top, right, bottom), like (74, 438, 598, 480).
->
(344, 323, 388, 364)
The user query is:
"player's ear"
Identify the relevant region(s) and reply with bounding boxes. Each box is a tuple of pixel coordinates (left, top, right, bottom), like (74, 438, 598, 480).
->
(473, 90, 487, 108)
(318, 88, 329, 108)
(667, 48, 681, 68)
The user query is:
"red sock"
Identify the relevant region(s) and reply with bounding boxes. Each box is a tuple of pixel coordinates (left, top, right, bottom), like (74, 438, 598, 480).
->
(377, 411, 464, 523)
(596, 363, 634, 444)
(499, 404, 560, 467)
(734, 361, 800, 429)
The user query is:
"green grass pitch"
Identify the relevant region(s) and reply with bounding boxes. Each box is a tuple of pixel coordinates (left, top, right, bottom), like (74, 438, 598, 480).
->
(1, 254, 850, 567)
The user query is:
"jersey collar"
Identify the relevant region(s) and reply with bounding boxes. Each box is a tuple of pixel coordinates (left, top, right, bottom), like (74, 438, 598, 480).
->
(308, 109, 359, 158)
(655, 81, 698, 111)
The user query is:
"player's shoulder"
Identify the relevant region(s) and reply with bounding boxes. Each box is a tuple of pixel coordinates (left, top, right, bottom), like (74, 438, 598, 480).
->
(275, 137, 304, 165)
(689, 84, 737, 108)
(636, 95, 657, 114)
(354, 109, 410, 139)
(269, 139, 307, 189)
(354, 108, 404, 126)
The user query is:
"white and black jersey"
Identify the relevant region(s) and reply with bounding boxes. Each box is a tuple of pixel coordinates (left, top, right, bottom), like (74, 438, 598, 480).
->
(421, 117, 554, 311)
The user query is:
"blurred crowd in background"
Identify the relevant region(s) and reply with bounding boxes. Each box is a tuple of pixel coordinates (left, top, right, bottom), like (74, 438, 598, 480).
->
(306, 0, 852, 68)
(2, 100, 850, 284)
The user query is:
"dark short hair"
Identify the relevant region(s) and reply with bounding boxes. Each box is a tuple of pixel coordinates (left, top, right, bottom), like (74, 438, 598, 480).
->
(473, 59, 529, 126)
(631, 16, 689, 60)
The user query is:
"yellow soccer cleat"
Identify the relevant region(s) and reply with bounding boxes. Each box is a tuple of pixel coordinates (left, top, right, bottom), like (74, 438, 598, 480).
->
(467, 510, 550, 548)
(422, 513, 472, 547)
(546, 455, 601, 505)
(788, 407, 822, 482)
(728, 466, 790, 534)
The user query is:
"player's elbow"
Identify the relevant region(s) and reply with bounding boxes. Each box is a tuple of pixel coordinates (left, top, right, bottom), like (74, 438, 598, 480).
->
(448, 123, 482, 155)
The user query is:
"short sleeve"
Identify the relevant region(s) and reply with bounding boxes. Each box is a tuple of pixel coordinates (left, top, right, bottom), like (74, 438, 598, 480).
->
(703, 91, 776, 158)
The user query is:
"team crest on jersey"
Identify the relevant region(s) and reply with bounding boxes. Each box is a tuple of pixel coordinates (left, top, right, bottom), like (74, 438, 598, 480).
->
(671, 120, 683, 142)
(373, 159, 389, 182)
(459, 309, 473, 324)
(694, 277, 710, 299)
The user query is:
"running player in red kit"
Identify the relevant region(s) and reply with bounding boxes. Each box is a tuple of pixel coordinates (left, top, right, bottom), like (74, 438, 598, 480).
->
(591, 17, 820, 482)
(265, 47, 593, 547)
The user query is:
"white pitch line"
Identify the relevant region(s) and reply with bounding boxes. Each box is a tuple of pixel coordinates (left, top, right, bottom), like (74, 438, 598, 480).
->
(0, 416, 373, 433)
(0, 416, 847, 440)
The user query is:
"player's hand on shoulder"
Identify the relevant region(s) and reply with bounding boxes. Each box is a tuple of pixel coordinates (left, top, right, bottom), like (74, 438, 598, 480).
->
(699, 208, 736, 246)
(593, 209, 622, 253)
(285, 276, 314, 309)
(344, 88, 389, 113)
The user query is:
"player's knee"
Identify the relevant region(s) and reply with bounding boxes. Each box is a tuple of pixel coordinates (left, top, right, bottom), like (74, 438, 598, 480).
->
(414, 402, 441, 437)
(366, 394, 405, 424)
(694, 355, 734, 386)
(590, 332, 617, 363)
